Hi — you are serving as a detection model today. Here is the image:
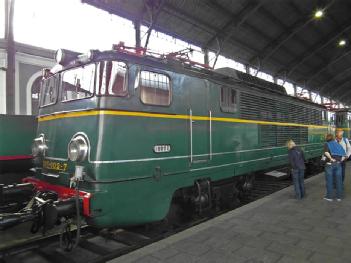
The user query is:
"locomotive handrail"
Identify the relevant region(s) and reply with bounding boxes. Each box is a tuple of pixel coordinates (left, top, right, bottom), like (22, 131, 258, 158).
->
(209, 110, 212, 161)
(189, 108, 193, 163)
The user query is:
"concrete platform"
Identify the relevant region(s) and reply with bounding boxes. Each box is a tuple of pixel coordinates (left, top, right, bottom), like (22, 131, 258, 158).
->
(109, 168, 351, 263)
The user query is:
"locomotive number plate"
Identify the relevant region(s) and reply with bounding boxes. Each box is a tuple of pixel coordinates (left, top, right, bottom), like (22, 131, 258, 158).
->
(153, 145, 171, 153)
(43, 160, 68, 172)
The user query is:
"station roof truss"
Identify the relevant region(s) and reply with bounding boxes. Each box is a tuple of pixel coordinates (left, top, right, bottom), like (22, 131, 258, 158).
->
(83, 0, 351, 105)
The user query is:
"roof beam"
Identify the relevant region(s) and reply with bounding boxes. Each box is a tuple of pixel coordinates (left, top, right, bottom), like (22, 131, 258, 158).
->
(162, 3, 218, 34)
(81, 0, 206, 47)
(249, 18, 312, 64)
(318, 66, 351, 94)
(259, 5, 329, 77)
(204, 0, 263, 48)
(205, 1, 271, 45)
(83, 0, 288, 71)
(279, 21, 351, 77)
(337, 83, 351, 101)
(161, 4, 259, 55)
(259, 6, 311, 52)
(328, 76, 351, 98)
(203, 0, 298, 67)
(249, 0, 337, 65)
(161, 2, 283, 66)
(161, 2, 290, 70)
(84, 0, 288, 70)
(305, 47, 351, 84)
(163, 1, 287, 68)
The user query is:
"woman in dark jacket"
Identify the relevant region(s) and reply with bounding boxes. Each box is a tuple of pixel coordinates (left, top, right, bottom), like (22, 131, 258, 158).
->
(287, 139, 306, 199)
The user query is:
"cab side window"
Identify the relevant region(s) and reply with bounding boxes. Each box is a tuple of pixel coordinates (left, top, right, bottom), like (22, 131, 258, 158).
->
(220, 86, 237, 113)
(97, 61, 128, 96)
(40, 75, 58, 106)
(139, 71, 171, 106)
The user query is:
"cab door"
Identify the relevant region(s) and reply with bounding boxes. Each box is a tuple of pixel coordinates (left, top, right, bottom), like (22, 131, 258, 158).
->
(188, 78, 211, 164)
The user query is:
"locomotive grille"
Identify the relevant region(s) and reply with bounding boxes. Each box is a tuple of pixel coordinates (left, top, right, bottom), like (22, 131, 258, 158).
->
(240, 92, 319, 147)
(237, 72, 287, 95)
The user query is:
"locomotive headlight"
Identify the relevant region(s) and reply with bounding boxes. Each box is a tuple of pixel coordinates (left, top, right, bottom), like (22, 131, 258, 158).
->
(55, 48, 80, 65)
(68, 135, 89, 162)
(55, 49, 64, 64)
(31, 135, 47, 157)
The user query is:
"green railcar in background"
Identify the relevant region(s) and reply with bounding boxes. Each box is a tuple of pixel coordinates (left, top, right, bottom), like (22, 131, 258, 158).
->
(335, 109, 351, 138)
(18, 47, 330, 229)
(0, 115, 37, 184)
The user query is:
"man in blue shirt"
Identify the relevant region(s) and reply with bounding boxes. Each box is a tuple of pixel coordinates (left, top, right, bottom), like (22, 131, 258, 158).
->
(335, 128, 351, 183)
(324, 133, 346, 201)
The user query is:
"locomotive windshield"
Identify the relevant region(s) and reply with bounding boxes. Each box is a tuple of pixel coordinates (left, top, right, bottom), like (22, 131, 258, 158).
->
(61, 63, 95, 101)
(40, 74, 59, 106)
(40, 61, 128, 107)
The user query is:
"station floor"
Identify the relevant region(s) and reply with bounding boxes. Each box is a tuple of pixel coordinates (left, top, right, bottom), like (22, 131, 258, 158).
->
(110, 166, 351, 263)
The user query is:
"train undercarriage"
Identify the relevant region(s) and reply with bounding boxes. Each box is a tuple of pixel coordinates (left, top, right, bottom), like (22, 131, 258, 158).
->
(0, 159, 322, 250)
(0, 171, 255, 232)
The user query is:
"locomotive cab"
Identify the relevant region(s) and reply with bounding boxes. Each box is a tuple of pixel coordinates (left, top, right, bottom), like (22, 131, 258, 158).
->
(30, 50, 133, 224)
(26, 48, 178, 229)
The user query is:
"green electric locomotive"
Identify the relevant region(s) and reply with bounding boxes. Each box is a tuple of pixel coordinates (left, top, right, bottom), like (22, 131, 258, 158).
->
(0, 45, 330, 231)
(335, 109, 351, 138)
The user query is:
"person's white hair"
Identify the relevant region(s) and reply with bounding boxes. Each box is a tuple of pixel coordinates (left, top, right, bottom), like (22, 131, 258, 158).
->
(287, 139, 296, 149)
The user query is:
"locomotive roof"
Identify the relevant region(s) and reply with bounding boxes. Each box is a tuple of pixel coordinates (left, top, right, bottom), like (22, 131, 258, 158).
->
(56, 48, 327, 110)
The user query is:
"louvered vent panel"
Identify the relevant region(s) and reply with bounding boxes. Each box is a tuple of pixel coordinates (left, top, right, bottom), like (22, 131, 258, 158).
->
(260, 125, 277, 147)
(237, 72, 287, 95)
(276, 126, 308, 145)
(241, 93, 319, 147)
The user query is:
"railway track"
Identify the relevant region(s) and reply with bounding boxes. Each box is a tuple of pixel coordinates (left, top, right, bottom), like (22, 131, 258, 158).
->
(0, 169, 321, 263)
(0, 219, 210, 263)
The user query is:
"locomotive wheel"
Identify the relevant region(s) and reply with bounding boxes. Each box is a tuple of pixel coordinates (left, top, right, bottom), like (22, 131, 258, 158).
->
(237, 174, 255, 200)
(243, 174, 255, 192)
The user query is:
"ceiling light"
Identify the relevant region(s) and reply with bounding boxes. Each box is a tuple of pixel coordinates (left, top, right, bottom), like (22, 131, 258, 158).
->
(314, 9, 324, 19)
(338, 39, 346, 46)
